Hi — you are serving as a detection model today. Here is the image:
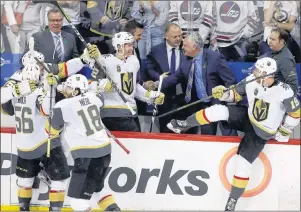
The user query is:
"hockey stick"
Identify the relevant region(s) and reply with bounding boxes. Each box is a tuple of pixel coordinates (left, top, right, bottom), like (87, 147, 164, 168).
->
(49, 1, 136, 116)
(149, 73, 168, 133)
(34, 57, 54, 158)
(101, 123, 130, 154)
(155, 72, 275, 120)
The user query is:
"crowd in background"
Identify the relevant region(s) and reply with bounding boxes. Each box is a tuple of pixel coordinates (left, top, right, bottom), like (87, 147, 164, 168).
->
(0, 0, 300, 135)
(1, 1, 300, 61)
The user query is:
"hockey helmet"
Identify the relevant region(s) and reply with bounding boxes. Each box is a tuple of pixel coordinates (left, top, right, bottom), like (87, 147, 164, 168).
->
(22, 37, 45, 66)
(64, 74, 89, 95)
(255, 57, 277, 76)
(112, 32, 134, 51)
(22, 63, 41, 81)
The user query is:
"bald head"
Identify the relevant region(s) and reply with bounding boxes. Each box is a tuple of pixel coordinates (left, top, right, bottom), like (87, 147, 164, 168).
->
(165, 23, 182, 48)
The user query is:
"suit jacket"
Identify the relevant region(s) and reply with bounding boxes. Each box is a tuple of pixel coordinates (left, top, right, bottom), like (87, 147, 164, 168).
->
(25, 29, 79, 64)
(162, 48, 237, 104)
(145, 42, 188, 97)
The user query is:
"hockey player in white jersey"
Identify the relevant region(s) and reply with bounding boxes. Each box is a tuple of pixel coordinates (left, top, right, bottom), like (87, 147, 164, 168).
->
(168, 1, 215, 42)
(89, 32, 165, 131)
(167, 57, 300, 210)
(0, 40, 100, 211)
(0, 61, 71, 211)
(212, 1, 262, 61)
(46, 74, 120, 211)
(1, 36, 99, 105)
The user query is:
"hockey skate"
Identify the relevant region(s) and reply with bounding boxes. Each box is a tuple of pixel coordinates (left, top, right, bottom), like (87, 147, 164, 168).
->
(225, 197, 237, 211)
(19, 202, 30, 211)
(167, 119, 190, 134)
(105, 203, 121, 211)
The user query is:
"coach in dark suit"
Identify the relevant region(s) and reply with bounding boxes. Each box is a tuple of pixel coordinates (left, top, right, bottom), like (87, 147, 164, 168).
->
(25, 8, 78, 63)
(160, 32, 238, 135)
(144, 24, 188, 132)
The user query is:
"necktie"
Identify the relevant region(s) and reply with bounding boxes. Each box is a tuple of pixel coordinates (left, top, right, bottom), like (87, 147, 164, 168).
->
(194, 59, 208, 100)
(170, 48, 176, 74)
(185, 62, 195, 103)
(55, 35, 63, 61)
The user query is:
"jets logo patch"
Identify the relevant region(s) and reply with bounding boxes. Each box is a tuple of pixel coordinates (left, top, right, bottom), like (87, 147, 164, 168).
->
(219, 1, 241, 23)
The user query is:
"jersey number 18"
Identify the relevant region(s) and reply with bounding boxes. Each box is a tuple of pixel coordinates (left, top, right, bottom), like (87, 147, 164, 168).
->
(77, 105, 103, 136)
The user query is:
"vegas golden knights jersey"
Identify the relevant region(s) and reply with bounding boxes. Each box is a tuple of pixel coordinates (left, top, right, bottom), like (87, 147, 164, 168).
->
(235, 75, 300, 140)
(48, 92, 111, 159)
(97, 54, 140, 118)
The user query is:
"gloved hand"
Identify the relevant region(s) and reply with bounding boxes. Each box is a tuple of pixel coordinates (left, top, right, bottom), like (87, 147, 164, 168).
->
(143, 80, 157, 90)
(212, 85, 230, 101)
(43, 73, 58, 91)
(146, 91, 165, 105)
(274, 124, 292, 142)
(154, 93, 165, 105)
(98, 78, 114, 92)
(80, 44, 100, 68)
(87, 44, 100, 59)
(46, 73, 58, 86)
(12, 80, 37, 97)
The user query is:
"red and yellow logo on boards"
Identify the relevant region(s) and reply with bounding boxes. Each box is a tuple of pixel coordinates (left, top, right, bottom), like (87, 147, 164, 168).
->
(219, 147, 272, 197)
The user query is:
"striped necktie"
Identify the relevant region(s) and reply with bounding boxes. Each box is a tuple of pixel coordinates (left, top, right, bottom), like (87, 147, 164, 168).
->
(55, 35, 63, 61)
(184, 62, 195, 103)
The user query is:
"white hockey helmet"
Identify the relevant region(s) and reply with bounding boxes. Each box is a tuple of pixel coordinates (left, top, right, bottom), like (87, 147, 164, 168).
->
(22, 51, 45, 66)
(22, 37, 45, 66)
(64, 74, 89, 95)
(22, 63, 41, 81)
(112, 32, 134, 51)
(255, 57, 277, 76)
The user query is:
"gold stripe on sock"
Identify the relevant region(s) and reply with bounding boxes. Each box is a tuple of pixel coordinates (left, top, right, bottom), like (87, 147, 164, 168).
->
(232, 176, 249, 189)
(98, 195, 115, 210)
(18, 187, 32, 198)
(195, 109, 210, 125)
(49, 190, 65, 202)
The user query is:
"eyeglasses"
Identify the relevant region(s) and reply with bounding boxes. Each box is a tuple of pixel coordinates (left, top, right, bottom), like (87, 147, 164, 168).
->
(49, 19, 63, 23)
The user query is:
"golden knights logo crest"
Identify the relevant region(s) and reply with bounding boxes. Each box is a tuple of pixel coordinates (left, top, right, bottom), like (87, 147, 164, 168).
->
(105, 0, 125, 22)
(252, 98, 270, 122)
(121, 72, 133, 95)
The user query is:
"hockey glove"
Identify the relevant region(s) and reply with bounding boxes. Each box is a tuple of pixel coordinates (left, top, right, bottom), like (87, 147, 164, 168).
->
(99, 79, 113, 92)
(212, 85, 230, 101)
(154, 93, 165, 105)
(43, 73, 58, 91)
(46, 73, 58, 86)
(145, 91, 165, 105)
(274, 124, 292, 142)
(80, 45, 99, 68)
(12, 80, 37, 97)
(87, 44, 100, 59)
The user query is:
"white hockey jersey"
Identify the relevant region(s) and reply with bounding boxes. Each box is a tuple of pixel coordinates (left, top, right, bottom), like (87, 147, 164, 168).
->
(48, 91, 111, 159)
(169, 1, 214, 40)
(234, 75, 300, 140)
(213, 1, 261, 47)
(96, 54, 140, 118)
(1, 85, 58, 159)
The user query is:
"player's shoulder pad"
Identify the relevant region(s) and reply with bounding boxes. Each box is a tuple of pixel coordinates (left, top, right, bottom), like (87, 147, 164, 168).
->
(53, 98, 69, 109)
(277, 81, 294, 99)
(10, 70, 22, 82)
(3, 70, 22, 87)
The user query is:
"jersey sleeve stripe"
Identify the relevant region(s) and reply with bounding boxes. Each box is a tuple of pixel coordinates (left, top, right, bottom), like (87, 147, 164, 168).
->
(57, 62, 68, 79)
(288, 110, 301, 119)
(40, 106, 48, 117)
